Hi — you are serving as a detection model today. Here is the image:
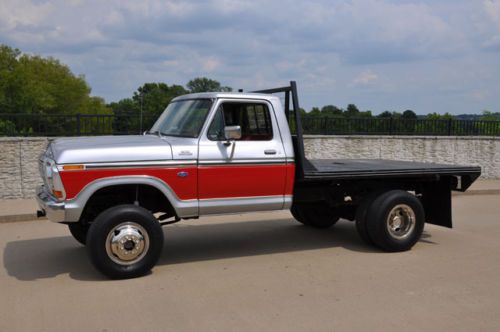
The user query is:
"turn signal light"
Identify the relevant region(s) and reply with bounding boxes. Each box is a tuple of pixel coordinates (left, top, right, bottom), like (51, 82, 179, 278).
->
(53, 190, 64, 199)
(62, 165, 85, 171)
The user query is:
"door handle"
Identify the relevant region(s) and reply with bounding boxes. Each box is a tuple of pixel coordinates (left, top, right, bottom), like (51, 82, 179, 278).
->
(264, 149, 277, 155)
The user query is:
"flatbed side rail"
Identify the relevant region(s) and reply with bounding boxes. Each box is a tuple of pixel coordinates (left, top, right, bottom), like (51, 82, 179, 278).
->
(253, 81, 306, 179)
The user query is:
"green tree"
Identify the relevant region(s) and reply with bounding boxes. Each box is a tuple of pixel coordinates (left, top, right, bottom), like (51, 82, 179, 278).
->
(11, 54, 91, 115)
(345, 104, 360, 117)
(477, 110, 500, 135)
(310, 107, 321, 116)
(0, 44, 111, 135)
(0, 45, 21, 111)
(402, 110, 417, 119)
(0, 119, 16, 135)
(480, 110, 500, 121)
(426, 112, 453, 120)
(186, 77, 232, 93)
(132, 82, 188, 117)
(320, 105, 343, 117)
(357, 110, 373, 118)
(378, 111, 392, 118)
(399, 110, 417, 133)
(133, 82, 188, 129)
(108, 82, 188, 133)
(109, 98, 139, 134)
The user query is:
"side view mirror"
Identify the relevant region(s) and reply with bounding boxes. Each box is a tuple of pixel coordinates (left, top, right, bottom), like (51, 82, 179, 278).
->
(224, 125, 242, 141)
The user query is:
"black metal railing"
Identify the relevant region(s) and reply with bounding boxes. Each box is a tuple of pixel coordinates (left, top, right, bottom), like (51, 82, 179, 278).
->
(300, 117, 500, 136)
(1, 113, 499, 136)
(0, 113, 158, 136)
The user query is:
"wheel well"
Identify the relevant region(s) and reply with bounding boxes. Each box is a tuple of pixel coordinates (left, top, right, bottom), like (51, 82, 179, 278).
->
(79, 184, 176, 224)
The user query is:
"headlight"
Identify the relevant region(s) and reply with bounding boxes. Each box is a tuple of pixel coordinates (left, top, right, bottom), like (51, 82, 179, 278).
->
(45, 159, 66, 201)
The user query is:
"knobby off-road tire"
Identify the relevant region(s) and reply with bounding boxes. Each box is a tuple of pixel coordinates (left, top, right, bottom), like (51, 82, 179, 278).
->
(363, 190, 425, 252)
(68, 222, 90, 245)
(291, 203, 339, 229)
(87, 204, 164, 279)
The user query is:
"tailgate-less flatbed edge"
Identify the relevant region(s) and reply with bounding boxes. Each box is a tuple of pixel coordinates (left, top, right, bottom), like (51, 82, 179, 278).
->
(303, 159, 481, 190)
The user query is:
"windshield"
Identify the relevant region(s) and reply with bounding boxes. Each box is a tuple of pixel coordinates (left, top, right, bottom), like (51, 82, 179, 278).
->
(149, 99, 213, 138)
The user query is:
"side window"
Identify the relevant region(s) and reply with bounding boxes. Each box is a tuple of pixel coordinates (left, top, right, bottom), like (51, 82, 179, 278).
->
(246, 104, 271, 137)
(207, 102, 273, 141)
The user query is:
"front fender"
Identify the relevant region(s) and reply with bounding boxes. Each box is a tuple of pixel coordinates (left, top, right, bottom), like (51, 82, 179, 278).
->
(64, 176, 198, 222)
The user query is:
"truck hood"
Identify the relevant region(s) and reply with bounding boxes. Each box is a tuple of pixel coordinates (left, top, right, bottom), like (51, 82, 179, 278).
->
(49, 135, 174, 164)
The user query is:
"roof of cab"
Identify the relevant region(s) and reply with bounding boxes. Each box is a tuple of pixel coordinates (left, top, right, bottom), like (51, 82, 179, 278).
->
(172, 91, 279, 102)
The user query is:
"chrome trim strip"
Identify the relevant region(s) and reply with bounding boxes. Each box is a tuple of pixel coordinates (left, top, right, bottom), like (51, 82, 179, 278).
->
(283, 195, 293, 209)
(85, 163, 197, 170)
(58, 160, 197, 171)
(199, 195, 284, 202)
(58, 160, 289, 170)
(199, 195, 285, 215)
(198, 159, 287, 166)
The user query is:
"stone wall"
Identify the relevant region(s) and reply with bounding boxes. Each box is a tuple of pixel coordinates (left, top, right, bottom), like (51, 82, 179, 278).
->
(0, 136, 498, 199)
(0, 137, 49, 199)
(304, 136, 499, 178)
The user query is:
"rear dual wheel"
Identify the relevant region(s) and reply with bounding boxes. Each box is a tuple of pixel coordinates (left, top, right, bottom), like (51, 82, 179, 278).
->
(291, 203, 339, 229)
(355, 190, 424, 252)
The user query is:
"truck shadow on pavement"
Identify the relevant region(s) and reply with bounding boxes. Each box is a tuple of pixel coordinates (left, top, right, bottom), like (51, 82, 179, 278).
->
(3, 235, 100, 281)
(3, 218, 435, 281)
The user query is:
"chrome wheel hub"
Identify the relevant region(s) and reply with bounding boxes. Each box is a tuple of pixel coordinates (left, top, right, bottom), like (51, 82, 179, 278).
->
(105, 222, 149, 265)
(386, 204, 416, 240)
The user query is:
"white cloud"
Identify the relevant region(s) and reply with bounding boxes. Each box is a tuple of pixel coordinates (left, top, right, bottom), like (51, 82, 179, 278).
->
(352, 70, 378, 86)
(0, 0, 53, 31)
(484, 0, 500, 22)
(202, 57, 220, 72)
(482, 0, 500, 49)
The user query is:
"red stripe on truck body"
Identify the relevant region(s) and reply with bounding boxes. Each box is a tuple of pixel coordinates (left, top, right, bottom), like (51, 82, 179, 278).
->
(60, 163, 296, 201)
(60, 167, 198, 200)
(198, 164, 294, 199)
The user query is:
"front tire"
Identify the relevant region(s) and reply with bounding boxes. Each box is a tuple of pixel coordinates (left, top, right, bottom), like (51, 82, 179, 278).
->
(87, 205, 164, 279)
(365, 190, 425, 252)
(68, 222, 89, 245)
(291, 203, 339, 228)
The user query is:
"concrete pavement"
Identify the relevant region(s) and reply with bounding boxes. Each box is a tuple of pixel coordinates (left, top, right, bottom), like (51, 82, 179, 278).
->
(0, 198, 39, 223)
(1, 194, 500, 331)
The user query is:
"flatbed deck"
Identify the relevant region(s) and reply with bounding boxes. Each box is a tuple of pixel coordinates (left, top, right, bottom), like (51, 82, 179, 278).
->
(303, 159, 481, 188)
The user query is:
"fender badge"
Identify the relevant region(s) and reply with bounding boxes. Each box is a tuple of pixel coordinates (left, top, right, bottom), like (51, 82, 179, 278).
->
(179, 150, 193, 156)
(177, 171, 189, 178)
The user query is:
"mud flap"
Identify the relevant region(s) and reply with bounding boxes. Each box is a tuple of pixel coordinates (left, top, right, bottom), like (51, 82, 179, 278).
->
(421, 177, 452, 228)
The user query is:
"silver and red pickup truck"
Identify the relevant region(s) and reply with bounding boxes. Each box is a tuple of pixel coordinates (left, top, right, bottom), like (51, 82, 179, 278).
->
(36, 82, 481, 279)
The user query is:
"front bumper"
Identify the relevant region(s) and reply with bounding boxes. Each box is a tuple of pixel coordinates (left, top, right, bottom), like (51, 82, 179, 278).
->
(36, 185, 66, 223)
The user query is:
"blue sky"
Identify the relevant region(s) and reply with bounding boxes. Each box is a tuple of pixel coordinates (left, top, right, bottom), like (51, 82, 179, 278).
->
(1, 0, 499, 114)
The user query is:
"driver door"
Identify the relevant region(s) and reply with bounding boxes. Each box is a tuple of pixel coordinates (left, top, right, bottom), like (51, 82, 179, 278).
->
(198, 99, 288, 214)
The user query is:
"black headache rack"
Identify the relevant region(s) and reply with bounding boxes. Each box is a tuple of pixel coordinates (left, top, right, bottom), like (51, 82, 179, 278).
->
(253, 81, 307, 179)
(253, 81, 481, 192)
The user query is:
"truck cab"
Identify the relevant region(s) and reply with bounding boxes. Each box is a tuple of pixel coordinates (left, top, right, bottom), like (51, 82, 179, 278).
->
(191, 93, 295, 214)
